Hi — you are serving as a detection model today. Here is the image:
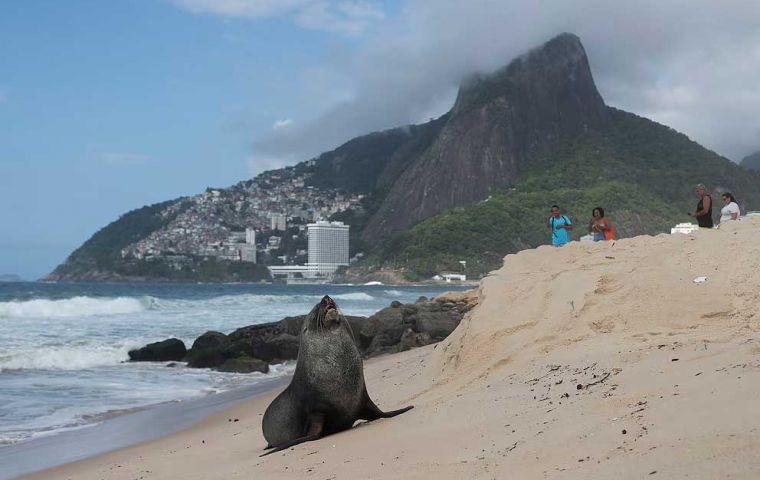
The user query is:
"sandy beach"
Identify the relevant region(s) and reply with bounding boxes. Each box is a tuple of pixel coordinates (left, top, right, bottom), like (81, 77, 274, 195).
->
(24, 217, 760, 479)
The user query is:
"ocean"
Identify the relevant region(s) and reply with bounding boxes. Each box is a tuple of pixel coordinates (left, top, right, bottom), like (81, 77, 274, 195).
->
(0, 281, 465, 447)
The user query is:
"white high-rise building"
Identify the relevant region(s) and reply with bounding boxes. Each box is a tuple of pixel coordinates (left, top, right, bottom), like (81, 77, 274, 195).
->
(307, 221, 349, 274)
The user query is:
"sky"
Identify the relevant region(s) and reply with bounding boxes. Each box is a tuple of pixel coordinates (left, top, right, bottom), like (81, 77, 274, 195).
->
(1, 0, 759, 279)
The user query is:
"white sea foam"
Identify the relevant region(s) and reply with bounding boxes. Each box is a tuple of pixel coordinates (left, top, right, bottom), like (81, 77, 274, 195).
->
(0, 344, 136, 371)
(384, 289, 404, 296)
(0, 296, 149, 319)
(331, 292, 375, 301)
(151, 292, 375, 311)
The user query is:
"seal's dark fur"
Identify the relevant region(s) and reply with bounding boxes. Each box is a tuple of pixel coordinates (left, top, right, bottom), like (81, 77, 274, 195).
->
(261, 295, 413, 455)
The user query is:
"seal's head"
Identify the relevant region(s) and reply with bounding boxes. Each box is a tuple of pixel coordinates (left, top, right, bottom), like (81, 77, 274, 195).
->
(306, 295, 343, 332)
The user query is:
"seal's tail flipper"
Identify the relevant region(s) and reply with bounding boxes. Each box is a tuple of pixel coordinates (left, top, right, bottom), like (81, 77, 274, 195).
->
(359, 396, 414, 421)
(260, 433, 322, 457)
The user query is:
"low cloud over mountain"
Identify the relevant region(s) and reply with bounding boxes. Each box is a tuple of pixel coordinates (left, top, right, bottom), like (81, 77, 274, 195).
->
(248, 0, 760, 168)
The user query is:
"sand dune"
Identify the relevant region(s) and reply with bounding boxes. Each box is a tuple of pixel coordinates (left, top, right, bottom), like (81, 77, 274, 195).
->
(27, 217, 760, 479)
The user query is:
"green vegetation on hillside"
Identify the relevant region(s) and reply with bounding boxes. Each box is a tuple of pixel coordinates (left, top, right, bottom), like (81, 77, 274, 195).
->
(378, 108, 760, 280)
(384, 181, 681, 280)
(114, 256, 271, 282)
(52, 199, 188, 277)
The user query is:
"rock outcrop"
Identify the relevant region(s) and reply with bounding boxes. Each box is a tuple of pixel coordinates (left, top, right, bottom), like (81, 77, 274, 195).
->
(362, 33, 609, 242)
(129, 291, 478, 373)
(128, 338, 187, 362)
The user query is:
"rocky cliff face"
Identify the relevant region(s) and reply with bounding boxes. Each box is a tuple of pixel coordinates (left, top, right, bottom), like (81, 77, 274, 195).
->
(362, 33, 609, 243)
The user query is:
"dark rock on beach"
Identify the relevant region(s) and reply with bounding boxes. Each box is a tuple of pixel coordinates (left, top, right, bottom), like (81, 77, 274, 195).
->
(128, 338, 187, 362)
(191, 331, 230, 350)
(361, 295, 466, 357)
(129, 290, 478, 373)
(215, 357, 269, 374)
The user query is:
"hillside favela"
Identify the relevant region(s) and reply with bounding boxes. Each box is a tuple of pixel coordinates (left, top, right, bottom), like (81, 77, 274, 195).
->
(2, 2, 760, 480)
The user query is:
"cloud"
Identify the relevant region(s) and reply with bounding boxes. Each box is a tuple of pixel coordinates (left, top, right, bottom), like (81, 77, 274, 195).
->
(273, 118, 294, 130)
(100, 152, 153, 166)
(169, 0, 385, 35)
(248, 0, 760, 169)
(168, 0, 308, 18)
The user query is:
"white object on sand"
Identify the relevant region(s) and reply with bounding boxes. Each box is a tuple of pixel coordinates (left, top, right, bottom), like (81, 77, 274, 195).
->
(693, 276, 707, 284)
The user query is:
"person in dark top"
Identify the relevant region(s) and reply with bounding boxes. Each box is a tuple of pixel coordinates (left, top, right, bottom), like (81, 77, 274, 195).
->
(688, 183, 713, 228)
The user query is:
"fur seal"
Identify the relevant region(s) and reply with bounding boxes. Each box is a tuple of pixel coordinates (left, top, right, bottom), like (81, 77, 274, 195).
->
(261, 295, 413, 455)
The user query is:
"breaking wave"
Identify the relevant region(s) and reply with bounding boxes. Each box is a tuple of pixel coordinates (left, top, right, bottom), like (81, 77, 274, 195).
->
(0, 291, 381, 321)
(0, 296, 150, 319)
(150, 292, 376, 310)
(0, 343, 137, 371)
(331, 292, 375, 301)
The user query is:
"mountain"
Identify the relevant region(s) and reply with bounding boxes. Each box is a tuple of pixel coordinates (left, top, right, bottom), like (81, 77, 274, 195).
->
(381, 107, 760, 278)
(741, 151, 760, 171)
(363, 33, 609, 242)
(48, 33, 760, 282)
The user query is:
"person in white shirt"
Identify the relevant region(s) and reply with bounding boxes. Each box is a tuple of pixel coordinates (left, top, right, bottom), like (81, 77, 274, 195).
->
(719, 192, 740, 223)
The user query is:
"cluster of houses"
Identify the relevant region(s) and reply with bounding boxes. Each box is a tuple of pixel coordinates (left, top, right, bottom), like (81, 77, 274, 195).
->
(120, 165, 363, 270)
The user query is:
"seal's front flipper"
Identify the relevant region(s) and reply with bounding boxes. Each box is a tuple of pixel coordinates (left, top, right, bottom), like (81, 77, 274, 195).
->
(260, 413, 325, 457)
(358, 396, 414, 421)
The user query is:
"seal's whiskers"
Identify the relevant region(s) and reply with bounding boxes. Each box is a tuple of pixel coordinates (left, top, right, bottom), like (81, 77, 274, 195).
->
(338, 307, 357, 343)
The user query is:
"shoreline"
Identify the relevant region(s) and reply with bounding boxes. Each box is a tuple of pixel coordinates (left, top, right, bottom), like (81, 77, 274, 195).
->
(16, 220, 760, 479)
(1, 283, 469, 473)
(1, 375, 289, 480)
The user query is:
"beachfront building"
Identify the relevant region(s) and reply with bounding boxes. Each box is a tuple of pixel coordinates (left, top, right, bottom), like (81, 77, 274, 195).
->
(307, 220, 349, 275)
(433, 272, 467, 282)
(266, 221, 350, 283)
(267, 264, 321, 283)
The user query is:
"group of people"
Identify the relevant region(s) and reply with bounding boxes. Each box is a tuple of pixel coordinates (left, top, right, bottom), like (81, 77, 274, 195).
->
(546, 183, 741, 247)
(687, 183, 741, 228)
(546, 205, 614, 247)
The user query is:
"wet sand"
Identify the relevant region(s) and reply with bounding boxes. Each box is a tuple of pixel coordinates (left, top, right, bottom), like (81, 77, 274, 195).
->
(1, 377, 287, 480)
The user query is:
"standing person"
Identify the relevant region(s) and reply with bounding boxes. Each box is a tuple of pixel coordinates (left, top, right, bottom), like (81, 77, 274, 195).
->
(587, 207, 615, 241)
(688, 184, 713, 229)
(547, 205, 572, 247)
(719, 192, 740, 223)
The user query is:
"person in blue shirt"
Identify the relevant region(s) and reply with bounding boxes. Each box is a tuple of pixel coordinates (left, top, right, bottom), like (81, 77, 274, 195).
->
(546, 205, 572, 247)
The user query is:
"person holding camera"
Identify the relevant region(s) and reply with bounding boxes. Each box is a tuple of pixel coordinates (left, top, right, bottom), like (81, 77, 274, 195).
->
(547, 205, 572, 247)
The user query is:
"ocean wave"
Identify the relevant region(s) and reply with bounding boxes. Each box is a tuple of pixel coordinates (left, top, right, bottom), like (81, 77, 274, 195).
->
(151, 292, 376, 310)
(0, 296, 149, 319)
(0, 344, 136, 371)
(331, 292, 375, 301)
(383, 289, 404, 296)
